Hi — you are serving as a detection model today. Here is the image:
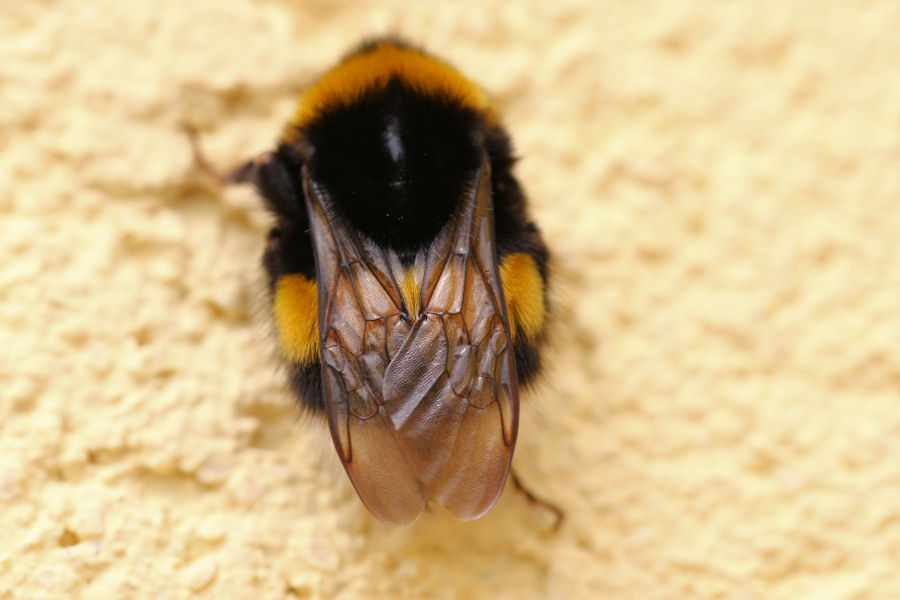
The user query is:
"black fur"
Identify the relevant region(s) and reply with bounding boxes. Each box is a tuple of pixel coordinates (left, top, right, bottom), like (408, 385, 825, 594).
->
(484, 125, 550, 283)
(300, 78, 484, 254)
(248, 47, 549, 412)
(289, 361, 324, 413)
(244, 147, 316, 287)
(512, 338, 544, 389)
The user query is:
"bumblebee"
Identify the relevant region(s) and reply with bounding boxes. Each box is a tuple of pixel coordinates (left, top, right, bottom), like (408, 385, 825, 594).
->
(198, 38, 552, 525)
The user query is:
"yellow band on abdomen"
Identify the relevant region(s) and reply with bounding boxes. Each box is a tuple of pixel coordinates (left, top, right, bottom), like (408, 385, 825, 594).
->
(499, 253, 546, 342)
(273, 274, 319, 364)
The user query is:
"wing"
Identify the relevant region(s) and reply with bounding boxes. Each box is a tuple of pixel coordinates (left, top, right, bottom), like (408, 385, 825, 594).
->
(304, 154, 518, 525)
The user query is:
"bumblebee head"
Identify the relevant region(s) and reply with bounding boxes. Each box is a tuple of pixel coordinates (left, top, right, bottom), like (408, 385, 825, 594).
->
(252, 38, 549, 525)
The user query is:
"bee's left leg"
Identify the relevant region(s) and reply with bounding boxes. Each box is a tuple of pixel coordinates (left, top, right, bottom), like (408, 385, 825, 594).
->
(182, 122, 272, 186)
(510, 469, 564, 530)
(181, 124, 306, 223)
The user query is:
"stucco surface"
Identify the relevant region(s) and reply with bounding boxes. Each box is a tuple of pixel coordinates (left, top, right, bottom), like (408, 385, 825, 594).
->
(3, 1, 900, 598)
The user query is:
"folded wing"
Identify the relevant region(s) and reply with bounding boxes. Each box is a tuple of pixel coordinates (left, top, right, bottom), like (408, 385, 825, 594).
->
(304, 154, 519, 525)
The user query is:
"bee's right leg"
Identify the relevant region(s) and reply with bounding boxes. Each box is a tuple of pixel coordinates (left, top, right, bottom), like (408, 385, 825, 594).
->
(510, 470, 565, 531)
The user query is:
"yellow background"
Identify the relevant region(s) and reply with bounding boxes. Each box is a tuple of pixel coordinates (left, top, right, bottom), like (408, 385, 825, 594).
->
(3, 1, 900, 598)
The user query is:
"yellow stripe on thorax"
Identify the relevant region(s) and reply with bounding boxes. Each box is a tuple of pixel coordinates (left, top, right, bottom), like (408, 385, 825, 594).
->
(283, 41, 494, 141)
(273, 274, 319, 364)
(499, 253, 546, 342)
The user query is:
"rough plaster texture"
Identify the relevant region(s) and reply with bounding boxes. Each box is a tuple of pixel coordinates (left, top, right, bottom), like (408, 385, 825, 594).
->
(3, 1, 900, 598)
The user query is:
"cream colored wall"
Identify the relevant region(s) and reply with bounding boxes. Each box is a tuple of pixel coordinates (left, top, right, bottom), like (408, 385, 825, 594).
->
(3, 1, 900, 598)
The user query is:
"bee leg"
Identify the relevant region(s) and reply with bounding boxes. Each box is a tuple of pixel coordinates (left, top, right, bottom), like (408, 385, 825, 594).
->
(181, 123, 306, 223)
(181, 122, 269, 186)
(182, 123, 227, 184)
(510, 470, 564, 531)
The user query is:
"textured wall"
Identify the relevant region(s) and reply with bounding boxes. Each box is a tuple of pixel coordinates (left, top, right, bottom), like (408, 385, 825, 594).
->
(3, 1, 900, 598)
